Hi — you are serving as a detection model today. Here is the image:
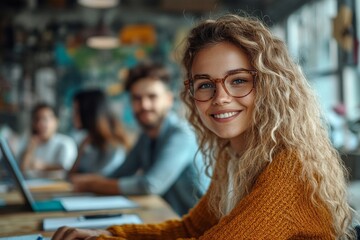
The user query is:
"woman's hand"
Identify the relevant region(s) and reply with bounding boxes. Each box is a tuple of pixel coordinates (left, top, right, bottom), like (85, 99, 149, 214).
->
(20, 135, 41, 171)
(51, 226, 112, 240)
(31, 159, 48, 170)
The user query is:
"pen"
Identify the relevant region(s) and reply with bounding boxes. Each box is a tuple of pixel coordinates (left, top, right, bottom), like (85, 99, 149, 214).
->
(78, 213, 123, 220)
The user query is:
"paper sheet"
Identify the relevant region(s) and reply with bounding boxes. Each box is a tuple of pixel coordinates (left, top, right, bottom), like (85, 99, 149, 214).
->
(58, 195, 139, 211)
(43, 214, 142, 231)
(0, 234, 50, 240)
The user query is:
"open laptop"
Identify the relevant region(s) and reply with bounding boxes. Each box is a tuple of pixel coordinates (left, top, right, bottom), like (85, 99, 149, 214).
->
(0, 137, 139, 214)
(0, 137, 64, 212)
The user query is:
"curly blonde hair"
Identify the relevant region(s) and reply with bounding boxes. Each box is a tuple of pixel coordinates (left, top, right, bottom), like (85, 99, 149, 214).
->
(180, 14, 354, 239)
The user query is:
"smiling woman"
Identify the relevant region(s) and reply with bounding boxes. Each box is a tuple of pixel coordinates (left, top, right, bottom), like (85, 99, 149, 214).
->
(51, 13, 355, 240)
(181, 14, 355, 239)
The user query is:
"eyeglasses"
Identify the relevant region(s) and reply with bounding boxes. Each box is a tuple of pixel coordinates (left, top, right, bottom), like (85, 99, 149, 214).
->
(184, 69, 257, 102)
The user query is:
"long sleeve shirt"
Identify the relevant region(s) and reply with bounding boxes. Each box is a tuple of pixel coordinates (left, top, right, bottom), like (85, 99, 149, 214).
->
(98, 150, 334, 240)
(111, 112, 208, 215)
(17, 133, 77, 170)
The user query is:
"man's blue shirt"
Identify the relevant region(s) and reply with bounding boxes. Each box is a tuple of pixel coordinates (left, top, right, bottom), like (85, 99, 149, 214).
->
(111, 112, 208, 215)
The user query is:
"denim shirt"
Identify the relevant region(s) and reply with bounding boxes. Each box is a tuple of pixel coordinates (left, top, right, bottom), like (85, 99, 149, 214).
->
(112, 112, 208, 216)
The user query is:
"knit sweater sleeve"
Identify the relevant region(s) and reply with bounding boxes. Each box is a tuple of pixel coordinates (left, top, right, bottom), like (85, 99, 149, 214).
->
(98, 151, 334, 240)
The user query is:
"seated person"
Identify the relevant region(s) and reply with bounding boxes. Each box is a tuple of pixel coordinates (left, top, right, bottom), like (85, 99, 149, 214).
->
(18, 103, 77, 177)
(69, 62, 208, 216)
(69, 89, 130, 177)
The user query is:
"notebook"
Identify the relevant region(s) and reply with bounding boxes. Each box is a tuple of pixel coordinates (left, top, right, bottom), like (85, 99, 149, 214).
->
(0, 137, 139, 213)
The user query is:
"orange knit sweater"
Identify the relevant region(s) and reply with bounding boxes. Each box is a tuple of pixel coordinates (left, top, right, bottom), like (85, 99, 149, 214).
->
(97, 151, 334, 240)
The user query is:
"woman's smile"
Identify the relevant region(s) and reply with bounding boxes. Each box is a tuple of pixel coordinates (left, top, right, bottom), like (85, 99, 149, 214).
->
(211, 110, 241, 121)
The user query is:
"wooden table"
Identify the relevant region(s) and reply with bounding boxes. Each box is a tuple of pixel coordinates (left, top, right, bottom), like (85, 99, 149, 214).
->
(0, 191, 179, 237)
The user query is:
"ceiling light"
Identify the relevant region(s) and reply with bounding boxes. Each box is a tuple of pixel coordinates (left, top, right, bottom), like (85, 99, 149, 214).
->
(86, 36, 119, 49)
(78, 0, 119, 8)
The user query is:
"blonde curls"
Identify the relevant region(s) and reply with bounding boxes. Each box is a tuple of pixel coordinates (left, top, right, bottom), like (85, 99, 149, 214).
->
(180, 14, 354, 239)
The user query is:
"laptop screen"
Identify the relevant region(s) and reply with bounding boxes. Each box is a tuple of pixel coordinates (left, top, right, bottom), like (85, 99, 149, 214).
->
(0, 137, 35, 211)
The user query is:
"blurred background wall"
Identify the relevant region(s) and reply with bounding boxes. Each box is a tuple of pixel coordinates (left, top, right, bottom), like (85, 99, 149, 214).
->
(0, 0, 359, 153)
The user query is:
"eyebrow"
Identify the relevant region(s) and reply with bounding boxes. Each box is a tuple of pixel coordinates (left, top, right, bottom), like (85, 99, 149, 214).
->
(192, 68, 252, 79)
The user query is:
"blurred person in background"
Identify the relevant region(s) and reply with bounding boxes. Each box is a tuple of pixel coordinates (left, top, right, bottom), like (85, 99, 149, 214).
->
(18, 103, 77, 177)
(69, 89, 130, 177)
(69, 62, 207, 216)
